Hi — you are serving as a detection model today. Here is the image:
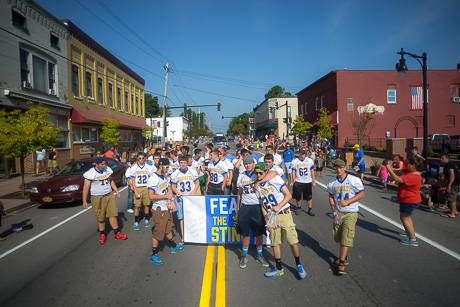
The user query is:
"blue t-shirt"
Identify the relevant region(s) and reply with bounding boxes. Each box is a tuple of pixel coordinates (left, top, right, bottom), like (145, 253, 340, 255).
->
(283, 149, 295, 163)
(354, 150, 365, 166)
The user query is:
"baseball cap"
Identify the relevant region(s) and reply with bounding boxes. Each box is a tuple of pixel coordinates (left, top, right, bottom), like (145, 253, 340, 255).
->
(158, 158, 170, 166)
(243, 155, 254, 165)
(255, 162, 266, 172)
(332, 159, 346, 168)
(353, 144, 360, 149)
(95, 157, 104, 164)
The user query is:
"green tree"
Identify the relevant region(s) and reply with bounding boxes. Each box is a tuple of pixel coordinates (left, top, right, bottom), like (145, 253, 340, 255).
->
(291, 116, 312, 138)
(144, 93, 159, 118)
(228, 112, 252, 136)
(100, 119, 121, 147)
(0, 107, 59, 196)
(264, 85, 296, 99)
(317, 108, 335, 140)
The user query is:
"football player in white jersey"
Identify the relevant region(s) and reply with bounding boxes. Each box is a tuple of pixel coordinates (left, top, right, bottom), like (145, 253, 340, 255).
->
(192, 148, 206, 194)
(327, 159, 364, 275)
(291, 149, 316, 216)
(129, 152, 157, 231)
(148, 158, 179, 265)
(258, 145, 283, 166)
(219, 148, 234, 195)
(236, 156, 268, 269)
(254, 162, 307, 280)
(171, 155, 199, 250)
(82, 157, 127, 245)
(206, 149, 228, 195)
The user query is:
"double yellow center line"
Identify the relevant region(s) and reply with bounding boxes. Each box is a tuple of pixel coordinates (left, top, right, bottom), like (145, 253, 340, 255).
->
(199, 245, 226, 307)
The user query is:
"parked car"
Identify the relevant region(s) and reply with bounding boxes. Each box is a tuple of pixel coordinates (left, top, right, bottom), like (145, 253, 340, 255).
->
(430, 134, 460, 153)
(29, 158, 127, 205)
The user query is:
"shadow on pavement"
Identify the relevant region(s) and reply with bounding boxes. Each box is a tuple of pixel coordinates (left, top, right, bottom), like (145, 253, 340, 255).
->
(296, 228, 336, 267)
(356, 217, 400, 241)
(38, 202, 82, 209)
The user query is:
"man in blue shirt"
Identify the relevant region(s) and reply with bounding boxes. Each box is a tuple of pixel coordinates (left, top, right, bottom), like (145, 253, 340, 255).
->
(282, 144, 295, 184)
(353, 144, 365, 181)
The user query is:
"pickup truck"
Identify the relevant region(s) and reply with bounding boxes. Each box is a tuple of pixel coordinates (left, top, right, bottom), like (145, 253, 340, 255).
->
(430, 134, 460, 153)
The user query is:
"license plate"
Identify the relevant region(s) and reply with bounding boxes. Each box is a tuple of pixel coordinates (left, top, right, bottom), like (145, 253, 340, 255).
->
(42, 196, 53, 203)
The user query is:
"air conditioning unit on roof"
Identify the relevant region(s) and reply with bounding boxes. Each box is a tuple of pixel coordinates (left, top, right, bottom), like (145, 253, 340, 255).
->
(452, 96, 460, 103)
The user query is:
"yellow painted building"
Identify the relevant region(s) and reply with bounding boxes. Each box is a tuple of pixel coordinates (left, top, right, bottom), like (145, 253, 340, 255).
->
(63, 20, 146, 160)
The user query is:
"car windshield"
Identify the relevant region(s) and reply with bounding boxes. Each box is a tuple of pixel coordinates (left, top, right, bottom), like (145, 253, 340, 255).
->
(213, 136, 226, 143)
(57, 161, 93, 175)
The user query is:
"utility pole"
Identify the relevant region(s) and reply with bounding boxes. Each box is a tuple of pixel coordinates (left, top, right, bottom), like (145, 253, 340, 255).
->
(285, 101, 289, 141)
(162, 63, 170, 146)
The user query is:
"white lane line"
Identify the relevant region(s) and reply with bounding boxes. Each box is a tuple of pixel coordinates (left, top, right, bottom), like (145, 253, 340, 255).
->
(316, 181, 460, 261)
(0, 186, 128, 260)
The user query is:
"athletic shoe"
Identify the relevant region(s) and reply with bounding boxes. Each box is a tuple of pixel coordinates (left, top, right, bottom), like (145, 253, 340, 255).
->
(144, 219, 151, 228)
(400, 237, 419, 247)
(256, 255, 269, 267)
(307, 209, 315, 216)
(264, 268, 285, 278)
(239, 256, 248, 269)
(133, 222, 140, 231)
(98, 233, 107, 245)
(399, 232, 408, 238)
(297, 264, 307, 279)
(150, 254, 163, 265)
(127, 208, 134, 214)
(114, 231, 128, 240)
(170, 246, 179, 254)
(176, 242, 185, 251)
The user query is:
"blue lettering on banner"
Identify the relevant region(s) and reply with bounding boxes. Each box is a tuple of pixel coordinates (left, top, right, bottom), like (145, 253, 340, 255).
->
(205, 196, 247, 244)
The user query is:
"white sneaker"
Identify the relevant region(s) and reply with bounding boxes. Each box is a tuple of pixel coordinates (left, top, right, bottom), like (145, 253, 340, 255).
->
(127, 209, 134, 214)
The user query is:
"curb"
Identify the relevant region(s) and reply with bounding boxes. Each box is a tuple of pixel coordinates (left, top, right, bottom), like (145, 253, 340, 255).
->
(4, 201, 35, 215)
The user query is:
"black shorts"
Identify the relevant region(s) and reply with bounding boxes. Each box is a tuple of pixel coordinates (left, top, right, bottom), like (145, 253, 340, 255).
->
(207, 182, 224, 195)
(237, 205, 265, 237)
(293, 182, 312, 201)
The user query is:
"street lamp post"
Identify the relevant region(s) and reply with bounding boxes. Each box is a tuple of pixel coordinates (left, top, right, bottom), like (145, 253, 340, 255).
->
(396, 48, 428, 159)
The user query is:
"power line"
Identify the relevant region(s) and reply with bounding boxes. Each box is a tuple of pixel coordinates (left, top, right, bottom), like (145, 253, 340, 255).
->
(171, 84, 260, 103)
(95, 0, 169, 63)
(72, 0, 164, 75)
(0, 25, 164, 100)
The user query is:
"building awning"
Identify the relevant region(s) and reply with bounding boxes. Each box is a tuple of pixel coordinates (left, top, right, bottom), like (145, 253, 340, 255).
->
(71, 104, 147, 130)
(256, 123, 277, 130)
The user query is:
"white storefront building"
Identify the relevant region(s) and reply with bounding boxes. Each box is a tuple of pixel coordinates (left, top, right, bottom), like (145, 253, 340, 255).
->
(145, 116, 189, 142)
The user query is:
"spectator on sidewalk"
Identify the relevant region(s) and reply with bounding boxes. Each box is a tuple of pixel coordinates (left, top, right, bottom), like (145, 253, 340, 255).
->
(387, 158, 423, 247)
(440, 154, 459, 219)
(377, 160, 390, 190)
(35, 149, 46, 175)
(392, 155, 405, 176)
(410, 146, 425, 161)
(353, 144, 365, 181)
(47, 147, 58, 175)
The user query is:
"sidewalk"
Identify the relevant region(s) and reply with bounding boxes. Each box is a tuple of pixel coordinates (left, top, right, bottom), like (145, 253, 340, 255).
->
(0, 173, 51, 214)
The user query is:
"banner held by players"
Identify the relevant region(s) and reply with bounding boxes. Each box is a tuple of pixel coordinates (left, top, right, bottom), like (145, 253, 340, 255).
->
(183, 195, 242, 244)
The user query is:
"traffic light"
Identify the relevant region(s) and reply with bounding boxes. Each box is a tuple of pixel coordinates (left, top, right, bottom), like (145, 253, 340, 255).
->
(283, 118, 287, 124)
(166, 121, 169, 127)
(217, 102, 221, 111)
(222, 115, 224, 119)
(183, 103, 187, 116)
(275, 101, 279, 109)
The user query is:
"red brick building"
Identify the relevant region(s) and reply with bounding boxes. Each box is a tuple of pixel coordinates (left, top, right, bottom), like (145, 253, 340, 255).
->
(296, 68, 460, 148)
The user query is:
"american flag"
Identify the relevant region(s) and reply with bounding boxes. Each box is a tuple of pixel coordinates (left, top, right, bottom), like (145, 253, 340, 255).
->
(410, 85, 427, 110)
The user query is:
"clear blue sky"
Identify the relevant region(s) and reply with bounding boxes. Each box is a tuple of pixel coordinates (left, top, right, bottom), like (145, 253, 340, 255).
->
(37, 0, 460, 132)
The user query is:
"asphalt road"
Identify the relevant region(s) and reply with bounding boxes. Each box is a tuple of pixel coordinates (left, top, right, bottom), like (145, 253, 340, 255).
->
(0, 153, 459, 306)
